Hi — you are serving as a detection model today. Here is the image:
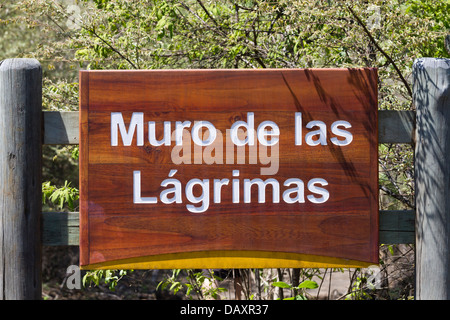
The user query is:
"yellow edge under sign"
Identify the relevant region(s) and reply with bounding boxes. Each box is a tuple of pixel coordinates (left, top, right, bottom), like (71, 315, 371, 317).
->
(81, 251, 376, 270)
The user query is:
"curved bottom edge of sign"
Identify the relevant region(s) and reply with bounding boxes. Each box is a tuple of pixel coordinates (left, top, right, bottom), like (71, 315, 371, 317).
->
(80, 251, 377, 270)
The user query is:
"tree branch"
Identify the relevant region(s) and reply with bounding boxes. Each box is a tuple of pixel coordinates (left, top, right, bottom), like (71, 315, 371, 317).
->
(84, 26, 138, 69)
(48, 1, 138, 69)
(195, 0, 219, 27)
(347, 6, 412, 97)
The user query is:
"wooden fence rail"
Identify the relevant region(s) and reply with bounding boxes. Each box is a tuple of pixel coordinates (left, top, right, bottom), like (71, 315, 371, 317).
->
(41, 210, 415, 246)
(43, 109, 416, 146)
(41, 109, 416, 246)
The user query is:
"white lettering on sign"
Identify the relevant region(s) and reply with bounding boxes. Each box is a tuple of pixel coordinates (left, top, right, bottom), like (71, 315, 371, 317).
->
(133, 169, 330, 213)
(111, 112, 353, 213)
(294, 112, 353, 146)
(111, 112, 144, 146)
(111, 112, 352, 147)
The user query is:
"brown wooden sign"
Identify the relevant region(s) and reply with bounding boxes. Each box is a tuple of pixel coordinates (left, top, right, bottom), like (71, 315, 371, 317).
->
(79, 68, 378, 269)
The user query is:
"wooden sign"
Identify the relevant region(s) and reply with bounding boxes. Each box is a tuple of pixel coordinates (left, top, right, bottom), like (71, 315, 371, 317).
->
(79, 68, 378, 269)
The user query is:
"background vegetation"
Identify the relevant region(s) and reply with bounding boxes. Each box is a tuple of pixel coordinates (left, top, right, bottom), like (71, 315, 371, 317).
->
(1, 0, 448, 300)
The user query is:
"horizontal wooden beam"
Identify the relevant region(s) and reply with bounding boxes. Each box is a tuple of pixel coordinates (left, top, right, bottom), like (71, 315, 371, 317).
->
(42, 212, 79, 247)
(378, 110, 415, 144)
(379, 210, 415, 245)
(43, 111, 79, 145)
(42, 210, 415, 246)
(42, 110, 416, 145)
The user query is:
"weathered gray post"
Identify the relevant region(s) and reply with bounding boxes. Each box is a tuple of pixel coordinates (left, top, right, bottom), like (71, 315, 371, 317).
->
(414, 57, 450, 300)
(0, 59, 42, 299)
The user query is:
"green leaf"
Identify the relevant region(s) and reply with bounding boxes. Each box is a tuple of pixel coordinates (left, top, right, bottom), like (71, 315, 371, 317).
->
(272, 281, 291, 289)
(297, 280, 319, 289)
(170, 281, 181, 291)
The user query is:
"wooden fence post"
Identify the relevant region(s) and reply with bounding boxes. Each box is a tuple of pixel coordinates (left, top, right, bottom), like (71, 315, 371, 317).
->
(414, 57, 450, 300)
(0, 59, 42, 299)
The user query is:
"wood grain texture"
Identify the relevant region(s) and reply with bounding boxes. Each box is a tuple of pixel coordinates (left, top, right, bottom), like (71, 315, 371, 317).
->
(414, 58, 450, 299)
(79, 68, 379, 268)
(0, 59, 42, 299)
(79, 71, 90, 268)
